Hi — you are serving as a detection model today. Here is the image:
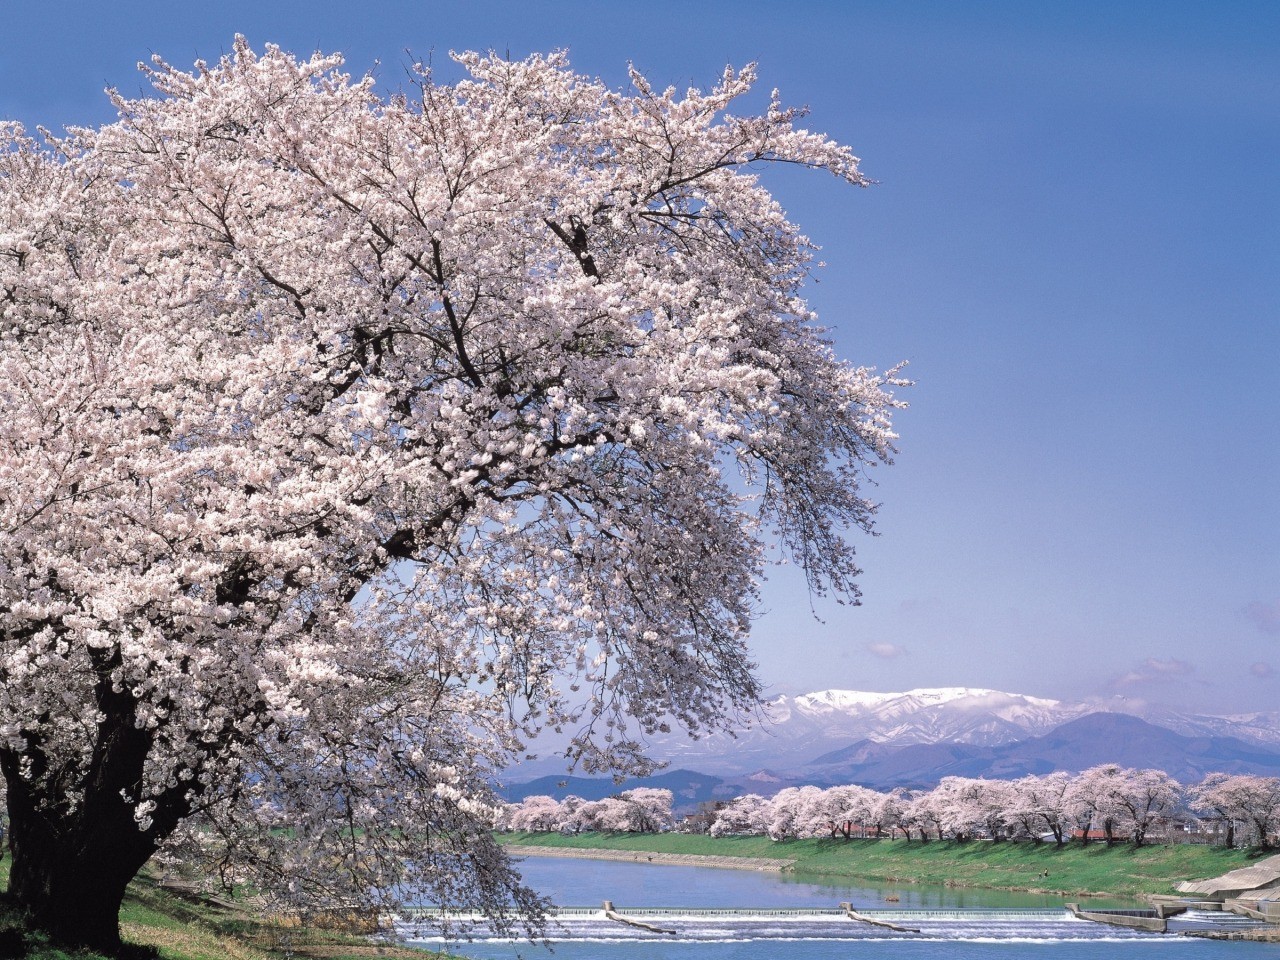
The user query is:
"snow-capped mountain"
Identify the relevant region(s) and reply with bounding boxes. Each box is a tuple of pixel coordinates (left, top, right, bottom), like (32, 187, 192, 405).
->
(786, 687, 1080, 745)
(506, 687, 1280, 794)
(648, 687, 1280, 776)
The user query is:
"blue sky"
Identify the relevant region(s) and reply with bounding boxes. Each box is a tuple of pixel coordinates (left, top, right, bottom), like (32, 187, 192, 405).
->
(5, 1, 1276, 713)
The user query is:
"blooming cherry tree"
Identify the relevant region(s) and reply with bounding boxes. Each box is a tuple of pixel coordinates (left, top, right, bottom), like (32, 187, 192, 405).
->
(1109, 768, 1181, 847)
(709, 793, 771, 838)
(930, 777, 1013, 841)
(1067, 764, 1128, 845)
(0, 39, 901, 949)
(1188, 774, 1280, 849)
(1007, 772, 1073, 844)
(503, 795, 566, 832)
(617, 787, 676, 833)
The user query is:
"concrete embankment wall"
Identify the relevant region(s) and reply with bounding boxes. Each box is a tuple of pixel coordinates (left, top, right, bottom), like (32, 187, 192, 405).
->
(504, 844, 795, 871)
(1066, 903, 1166, 933)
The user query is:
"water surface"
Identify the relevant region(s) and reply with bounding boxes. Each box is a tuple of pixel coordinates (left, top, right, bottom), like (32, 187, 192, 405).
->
(407, 854, 1275, 959)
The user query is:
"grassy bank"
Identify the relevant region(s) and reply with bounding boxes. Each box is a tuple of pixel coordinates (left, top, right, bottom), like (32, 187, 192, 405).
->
(0, 858, 443, 960)
(499, 831, 1265, 898)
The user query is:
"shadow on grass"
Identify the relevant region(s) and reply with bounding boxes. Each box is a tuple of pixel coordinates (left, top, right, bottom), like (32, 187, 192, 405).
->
(1, 891, 161, 960)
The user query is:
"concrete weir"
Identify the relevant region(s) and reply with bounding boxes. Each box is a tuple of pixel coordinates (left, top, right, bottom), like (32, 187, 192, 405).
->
(597, 901, 923, 935)
(840, 902, 921, 933)
(1066, 903, 1170, 933)
(602, 901, 677, 935)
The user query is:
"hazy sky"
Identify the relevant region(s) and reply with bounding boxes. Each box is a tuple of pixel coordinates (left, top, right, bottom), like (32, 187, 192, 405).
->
(4, 1, 1276, 713)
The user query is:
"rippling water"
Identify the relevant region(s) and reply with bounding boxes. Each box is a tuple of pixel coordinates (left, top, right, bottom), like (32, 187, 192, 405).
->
(405, 854, 1274, 959)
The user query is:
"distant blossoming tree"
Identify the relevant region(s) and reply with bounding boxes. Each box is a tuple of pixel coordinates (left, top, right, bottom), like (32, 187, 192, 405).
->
(1109, 768, 1181, 847)
(1067, 764, 1129, 845)
(1188, 774, 1280, 849)
(932, 777, 1013, 842)
(709, 793, 771, 838)
(1007, 772, 1072, 845)
(502, 795, 566, 832)
(615, 787, 676, 833)
(0, 39, 901, 949)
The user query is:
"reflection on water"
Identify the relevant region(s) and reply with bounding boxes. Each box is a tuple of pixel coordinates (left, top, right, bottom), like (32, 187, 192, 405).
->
(496, 852, 1121, 910)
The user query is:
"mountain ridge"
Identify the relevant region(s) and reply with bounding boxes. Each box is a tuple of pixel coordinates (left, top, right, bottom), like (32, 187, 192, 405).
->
(503, 687, 1280, 805)
(650, 686, 1280, 775)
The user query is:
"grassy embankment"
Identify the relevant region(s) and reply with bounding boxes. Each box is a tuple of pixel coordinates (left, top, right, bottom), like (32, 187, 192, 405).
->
(0, 858, 445, 960)
(500, 831, 1267, 899)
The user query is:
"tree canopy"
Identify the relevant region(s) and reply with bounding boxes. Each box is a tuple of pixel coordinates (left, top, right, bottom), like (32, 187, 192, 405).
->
(0, 39, 901, 949)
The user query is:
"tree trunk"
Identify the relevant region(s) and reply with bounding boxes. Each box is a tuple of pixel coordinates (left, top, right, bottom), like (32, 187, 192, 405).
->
(1, 671, 201, 954)
(1076, 816, 1092, 845)
(5, 770, 162, 953)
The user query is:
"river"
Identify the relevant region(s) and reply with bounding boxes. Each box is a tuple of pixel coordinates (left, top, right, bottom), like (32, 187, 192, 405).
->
(403, 854, 1278, 959)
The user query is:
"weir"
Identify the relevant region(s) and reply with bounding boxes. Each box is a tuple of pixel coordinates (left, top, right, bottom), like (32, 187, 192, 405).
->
(399, 904, 1275, 944)
(840, 901, 921, 933)
(401, 911, 1070, 926)
(401, 905, 1068, 921)
(602, 900, 677, 935)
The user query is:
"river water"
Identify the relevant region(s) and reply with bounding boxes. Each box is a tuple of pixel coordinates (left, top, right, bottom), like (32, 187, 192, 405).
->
(405, 855, 1278, 959)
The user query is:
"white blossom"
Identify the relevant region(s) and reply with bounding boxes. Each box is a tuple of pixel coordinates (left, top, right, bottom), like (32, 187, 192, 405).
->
(0, 40, 901, 944)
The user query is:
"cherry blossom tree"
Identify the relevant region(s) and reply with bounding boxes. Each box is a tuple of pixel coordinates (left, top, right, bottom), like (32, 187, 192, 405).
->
(557, 795, 589, 833)
(1188, 775, 1238, 847)
(504, 795, 566, 832)
(709, 793, 770, 838)
(1067, 764, 1128, 845)
(1109, 768, 1181, 847)
(617, 787, 675, 833)
(872, 788, 909, 839)
(763, 786, 811, 840)
(566, 797, 621, 832)
(0, 39, 901, 949)
(1189, 774, 1280, 849)
(827, 784, 880, 838)
(564, 788, 673, 833)
(930, 778, 1013, 841)
(1007, 772, 1072, 845)
(903, 789, 945, 841)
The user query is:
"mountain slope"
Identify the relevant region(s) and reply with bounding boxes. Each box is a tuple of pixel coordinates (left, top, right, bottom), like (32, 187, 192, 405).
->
(505, 688, 1280, 797)
(653, 687, 1280, 775)
(801, 712, 1280, 788)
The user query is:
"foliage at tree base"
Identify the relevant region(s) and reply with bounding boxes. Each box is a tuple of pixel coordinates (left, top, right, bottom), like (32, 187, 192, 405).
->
(0, 863, 448, 960)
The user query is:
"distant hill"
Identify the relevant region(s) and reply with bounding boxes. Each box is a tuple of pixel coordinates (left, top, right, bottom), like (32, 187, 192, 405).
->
(652, 687, 1087, 774)
(502, 688, 1280, 801)
(635, 686, 1280, 774)
(503, 711, 1280, 802)
(795, 712, 1280, 788)
(498, 768, 741, 808)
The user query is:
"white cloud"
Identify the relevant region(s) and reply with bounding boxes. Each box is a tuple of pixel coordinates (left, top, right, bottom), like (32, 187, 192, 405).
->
(1109, 657, 1194, 690)
(1246, 601, 1280, 635)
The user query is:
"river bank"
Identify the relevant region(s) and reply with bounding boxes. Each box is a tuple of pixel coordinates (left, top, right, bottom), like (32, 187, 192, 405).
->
(0, 860, 442, 960)
(506, 844, 795, 871)
(498, 832, 1267, 899)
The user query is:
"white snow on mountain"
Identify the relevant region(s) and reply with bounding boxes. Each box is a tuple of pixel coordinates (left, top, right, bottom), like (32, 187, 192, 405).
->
(646, 687, 1280, 776)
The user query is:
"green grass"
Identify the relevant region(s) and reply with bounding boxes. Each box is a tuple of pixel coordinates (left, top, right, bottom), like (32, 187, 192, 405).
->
(0, 856, 450, 960)
(499, 831, 1268, 898)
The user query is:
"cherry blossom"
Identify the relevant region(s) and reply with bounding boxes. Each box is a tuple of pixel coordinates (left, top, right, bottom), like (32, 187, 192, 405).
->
(0, 39, 900, 949)
(1188, 774, 1280, 849)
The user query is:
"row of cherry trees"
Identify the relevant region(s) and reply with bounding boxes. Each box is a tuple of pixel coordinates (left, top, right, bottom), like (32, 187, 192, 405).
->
(701, 769, 1280, 848)
(500, 788, 676, 834)
(500, 770, 1280, 849)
